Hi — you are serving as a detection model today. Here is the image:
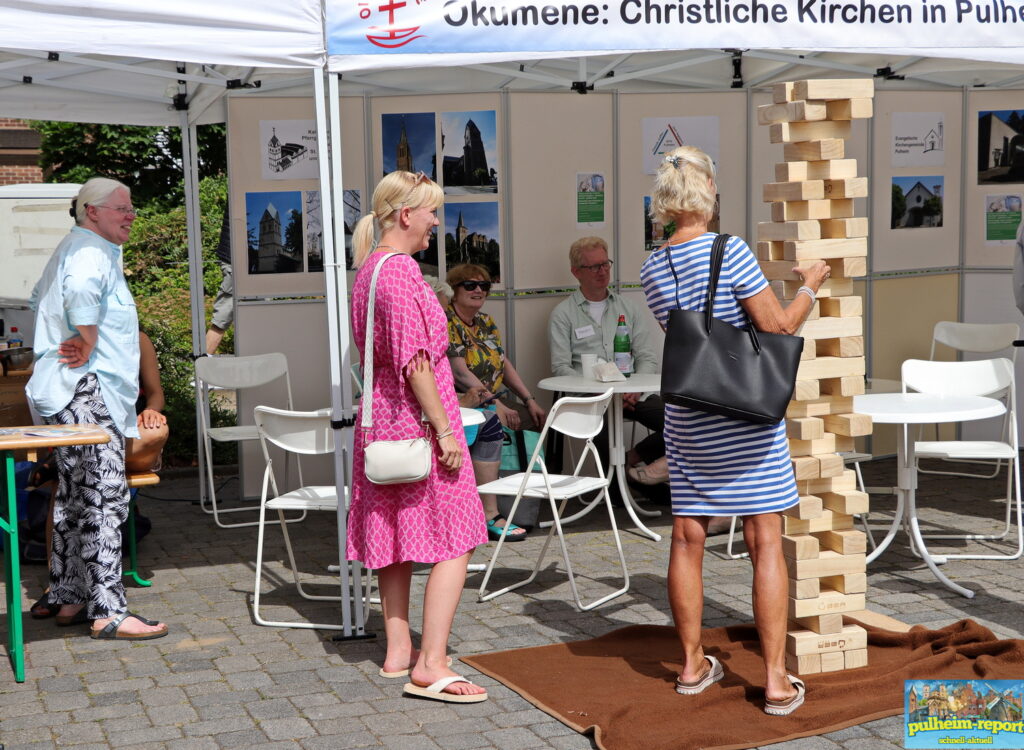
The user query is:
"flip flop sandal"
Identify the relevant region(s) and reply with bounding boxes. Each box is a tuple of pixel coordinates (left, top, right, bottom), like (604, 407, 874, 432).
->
(30, 593, 60, 620)
(55, 607, 90, 627)
(486, 514, 527, 542)
(764, 675, 806, 716)
(379, 656, 453, 678)
(90, 611, 169, 641)
(403, 675, 488, 704)
(675, 655, 725, 695)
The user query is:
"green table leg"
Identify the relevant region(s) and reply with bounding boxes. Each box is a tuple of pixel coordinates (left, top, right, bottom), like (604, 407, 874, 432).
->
(1, 451, 25, 682)
(122, 493, 151, 588)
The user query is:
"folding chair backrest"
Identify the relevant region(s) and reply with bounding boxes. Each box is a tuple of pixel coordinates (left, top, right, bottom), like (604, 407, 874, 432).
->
(254, 406, 334, 456)
(547, 389, 614, 441)
(196, 353, 290, 391)
(931, 322, 1020, 358)
(903, 358, 1014, 399)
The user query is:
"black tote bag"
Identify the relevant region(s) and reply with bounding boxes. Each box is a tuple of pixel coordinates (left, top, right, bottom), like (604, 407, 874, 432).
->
(660, 234, 803, 424)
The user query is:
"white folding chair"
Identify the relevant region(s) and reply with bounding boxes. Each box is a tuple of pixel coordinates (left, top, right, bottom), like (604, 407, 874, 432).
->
(920, 321, 1020, 479)
(252, 406, 370, 629)
(196, 353, 305, 528)
(903, 358, 1023, 561)
(477, 389, 629, 611)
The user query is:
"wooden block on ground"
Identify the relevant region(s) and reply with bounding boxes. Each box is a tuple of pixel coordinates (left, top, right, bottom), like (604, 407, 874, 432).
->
(844, 647, 869, 669)
(760, 260, 813, 281)
(797, 356, 865, 381)
(817, 336, 864, 358)
(785, 509, 855, 535)
(791, 456, 821, 481)
(823, 177, 869, 199)
(757, 240, 785, 261)
(776, 160, 858, 182)
(758, 220, 821, 241)
(823, 412, 873, 436)
(787, 623, 868, 655)
(820, 651, 846, 672)
(764, 181, 825, 202)
(789, 433, 837, 457)
(799, 316, 863, 341)
(815, 528, 867, 555)
(800, 339, 817, 360)
(789, 591, 867, 620)
(758, 99, 829, 125)
(820, 217, 869, 239)
(817, 453, 845, 477)
(783, 237, 868, 261)
(827, 98, 874, 120)
(793, 79, 875, 101)
(772, 198, 854, 221)
(790, 577, 821, 600)
(791, 613, 845, 635)
(820, 376, 865, 397)
(783, 494, 823, 519)
(770, 120, 852, 144)
(774, 278, 854, 299)
(835, 435, 856, 452)
(787, 395, 854, 418)
(821, 490, 870, 515)
(784, 139, 845, 162)
(819, 296, 863, 317)
(783, 533, 820, 560)
(822, 572, 867, 594)
(787, 550, 866, 579)
(787, 417, 825, 440)
(793, 379, 821, 401)
(786, 652, 822, 675)
(826, 256, 867, 278)
(798, 469, 857, 494)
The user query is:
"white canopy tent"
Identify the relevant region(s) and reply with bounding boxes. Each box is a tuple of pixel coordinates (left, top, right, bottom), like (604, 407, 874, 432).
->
(4, 0, 1024, 639)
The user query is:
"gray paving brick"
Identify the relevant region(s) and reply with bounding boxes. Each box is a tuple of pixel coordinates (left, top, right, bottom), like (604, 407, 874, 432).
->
(259, 717, 317, 740)
(107, 725, 183, 747)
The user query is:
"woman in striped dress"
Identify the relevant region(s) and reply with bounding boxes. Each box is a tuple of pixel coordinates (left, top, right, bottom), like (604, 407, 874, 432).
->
(640, 146, 829, 715)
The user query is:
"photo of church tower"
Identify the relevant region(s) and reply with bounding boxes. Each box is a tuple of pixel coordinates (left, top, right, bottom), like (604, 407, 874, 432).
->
(444, 201, 500, 281)
(381, 112, 436, 179)
(441, 110, 498, 194)
(259, 120, 319, 181)
(245, 190, 303, 275)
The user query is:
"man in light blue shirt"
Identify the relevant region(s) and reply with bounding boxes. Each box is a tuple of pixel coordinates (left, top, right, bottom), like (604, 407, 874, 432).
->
(25, 177, 168, 641)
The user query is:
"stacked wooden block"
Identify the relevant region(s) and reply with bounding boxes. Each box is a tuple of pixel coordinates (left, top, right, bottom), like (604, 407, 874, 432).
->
(757, 79, 876, 675)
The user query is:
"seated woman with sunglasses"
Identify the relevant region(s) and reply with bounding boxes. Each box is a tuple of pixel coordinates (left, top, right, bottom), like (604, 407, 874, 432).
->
(445, 263, 547, 542)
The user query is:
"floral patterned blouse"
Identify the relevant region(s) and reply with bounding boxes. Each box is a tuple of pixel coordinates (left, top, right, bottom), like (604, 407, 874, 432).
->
(445, 305, 505, 394)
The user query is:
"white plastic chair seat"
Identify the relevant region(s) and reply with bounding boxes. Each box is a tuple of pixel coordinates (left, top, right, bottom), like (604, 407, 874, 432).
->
(207, 425, 259, 442)
(477, 473, 608, 499)
(266, 485, 342, 512)
(915, 440, 1017, 460)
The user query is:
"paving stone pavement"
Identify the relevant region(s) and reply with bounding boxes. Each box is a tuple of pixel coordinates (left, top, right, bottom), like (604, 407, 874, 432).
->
(2, 457, 1023, 749)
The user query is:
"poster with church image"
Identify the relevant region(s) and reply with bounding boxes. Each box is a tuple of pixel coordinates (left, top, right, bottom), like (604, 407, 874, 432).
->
(259, 120, 319, 181)
(381, 112, 436, 178)
(303, 190, 323, 272)
(978, 110, 1024, 184)
(440, 110, 498, 194)
(444, 202, 500, 282)
(245, 191, 304, 275)
(891, 176, 944, 229)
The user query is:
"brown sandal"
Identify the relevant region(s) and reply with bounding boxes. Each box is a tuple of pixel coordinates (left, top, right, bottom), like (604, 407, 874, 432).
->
(90, 611, 168, 641)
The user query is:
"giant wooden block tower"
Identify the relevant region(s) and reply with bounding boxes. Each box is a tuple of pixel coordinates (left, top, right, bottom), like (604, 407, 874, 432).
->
(757, 79, 876, 675)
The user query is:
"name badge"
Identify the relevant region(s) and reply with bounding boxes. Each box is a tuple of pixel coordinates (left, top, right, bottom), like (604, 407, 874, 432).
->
(574, 325, 595, 340)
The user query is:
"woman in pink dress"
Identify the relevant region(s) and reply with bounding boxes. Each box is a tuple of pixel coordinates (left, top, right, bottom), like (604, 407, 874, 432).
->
(348, 170, 488, 704)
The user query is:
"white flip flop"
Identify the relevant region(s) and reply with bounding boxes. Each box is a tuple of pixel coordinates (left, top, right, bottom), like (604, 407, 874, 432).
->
(764, 674, 806, 716)
(403, 675, 488, 703)
(675, 655, 725, 695)
(379, 655, 452, 678)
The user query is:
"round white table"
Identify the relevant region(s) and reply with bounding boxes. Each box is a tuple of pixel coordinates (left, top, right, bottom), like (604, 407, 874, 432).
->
(853, 392, 1006, 598)
(538, 373, 663, 541)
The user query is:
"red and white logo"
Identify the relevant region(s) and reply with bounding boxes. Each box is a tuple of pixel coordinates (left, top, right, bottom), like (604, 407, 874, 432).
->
(359, 0, 426, 49)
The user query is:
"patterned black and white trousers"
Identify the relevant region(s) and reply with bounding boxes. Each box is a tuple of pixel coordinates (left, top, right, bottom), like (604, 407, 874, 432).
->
(45, 373, 129, 619)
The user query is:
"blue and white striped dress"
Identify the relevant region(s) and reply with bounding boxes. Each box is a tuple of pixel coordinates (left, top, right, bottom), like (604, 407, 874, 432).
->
(640, 233, 799, 516)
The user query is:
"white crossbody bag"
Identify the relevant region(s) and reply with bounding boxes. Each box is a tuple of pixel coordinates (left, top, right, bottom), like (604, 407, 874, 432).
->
(361, 253, 433, 485)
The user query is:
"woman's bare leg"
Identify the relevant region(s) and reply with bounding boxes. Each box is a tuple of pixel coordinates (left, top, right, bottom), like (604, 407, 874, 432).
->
(125, 423, 169, 474)
(668, 515, 710, 682)
(377, 562, 415, 675)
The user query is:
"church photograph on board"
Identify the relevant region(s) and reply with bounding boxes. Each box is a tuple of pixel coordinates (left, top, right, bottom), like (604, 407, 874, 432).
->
(444, 201, 500, 282)
(245, 190, 304, 274)
(381, 112, 436, 179)
(440, 110, 498, 195)
(978, 109, 1024, 184)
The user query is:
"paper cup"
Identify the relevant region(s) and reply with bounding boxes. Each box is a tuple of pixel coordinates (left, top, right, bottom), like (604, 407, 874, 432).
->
(581, 354, 598, 379)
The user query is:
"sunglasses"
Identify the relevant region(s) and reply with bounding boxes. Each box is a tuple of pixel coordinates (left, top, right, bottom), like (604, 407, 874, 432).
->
(458, 280, 492, 292)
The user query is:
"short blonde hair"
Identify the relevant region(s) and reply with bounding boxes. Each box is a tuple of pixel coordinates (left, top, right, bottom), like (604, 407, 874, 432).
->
(446, 263, 491, 287)
(352, 171, 444, 267)
(649, 146, 716, 224)
(569, 236, 608, 268)
(74, 177, 130, 225)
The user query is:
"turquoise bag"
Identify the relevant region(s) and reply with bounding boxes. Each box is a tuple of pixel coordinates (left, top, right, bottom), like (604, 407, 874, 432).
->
(500, 426, 545, 472)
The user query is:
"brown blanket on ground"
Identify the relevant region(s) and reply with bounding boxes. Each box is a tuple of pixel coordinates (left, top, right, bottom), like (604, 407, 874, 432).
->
(462, 619, 1024, 750)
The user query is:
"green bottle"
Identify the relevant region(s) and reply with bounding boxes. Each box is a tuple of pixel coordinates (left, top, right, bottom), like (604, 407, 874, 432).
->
(613, 314, 633, 377)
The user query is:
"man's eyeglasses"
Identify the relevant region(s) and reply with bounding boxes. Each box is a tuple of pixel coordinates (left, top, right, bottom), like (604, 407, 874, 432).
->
(458, 280, 492, 292)
(91, 204, 137, 218)
(577, 260, 613, 272)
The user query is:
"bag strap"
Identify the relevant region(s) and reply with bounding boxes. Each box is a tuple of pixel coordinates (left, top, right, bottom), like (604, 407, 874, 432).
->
(665, 233, 730, 324)
(360, 253, 399, 431)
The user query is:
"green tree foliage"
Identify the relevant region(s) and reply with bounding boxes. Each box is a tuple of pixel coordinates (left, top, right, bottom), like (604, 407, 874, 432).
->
(31, 121, 226, 211)
(891, 184, 907, 229)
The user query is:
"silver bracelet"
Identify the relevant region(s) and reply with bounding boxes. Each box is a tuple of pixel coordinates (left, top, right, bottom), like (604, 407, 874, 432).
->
(796, 286, 816, 304)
